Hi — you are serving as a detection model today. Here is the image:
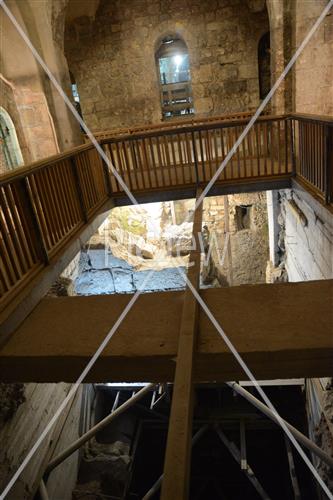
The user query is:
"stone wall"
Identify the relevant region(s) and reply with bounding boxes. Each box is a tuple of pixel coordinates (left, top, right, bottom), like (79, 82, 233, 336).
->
(65, 0, 269, 130)
(0, 383, 82, 500)
(0, 0, 83, 174)
(0, 77, 31, 174)
(294, 0, 333, 116)
(279, 185, 333, 282)
(202, 192, 269, 285)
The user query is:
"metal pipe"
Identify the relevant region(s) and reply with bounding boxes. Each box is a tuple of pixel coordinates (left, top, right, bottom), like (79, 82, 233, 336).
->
(39, 479, 49, 500)
(45, 383, 155, 474)
(142, 425, 209, 500)
(228, 382, 333, 469)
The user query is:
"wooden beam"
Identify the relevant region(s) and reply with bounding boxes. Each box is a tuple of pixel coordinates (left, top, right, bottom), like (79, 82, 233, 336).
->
(161, 191, 203, 500)
(0, 280, 332, 383)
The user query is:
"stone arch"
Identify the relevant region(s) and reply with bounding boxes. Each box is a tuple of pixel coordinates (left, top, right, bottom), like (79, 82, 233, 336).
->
(0, 107, 24, 170)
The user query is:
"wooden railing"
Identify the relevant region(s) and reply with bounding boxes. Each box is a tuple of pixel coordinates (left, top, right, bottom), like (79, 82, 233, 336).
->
(0, 113, 331, 315)
(291, 114, 333, 204)
(101, 114, 294, 194)
(0, 144, 109, 312)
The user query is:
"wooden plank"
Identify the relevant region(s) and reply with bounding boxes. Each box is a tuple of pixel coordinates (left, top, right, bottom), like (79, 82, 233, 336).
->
(0, 280, 332, 383)
(161, 190, 203, 500)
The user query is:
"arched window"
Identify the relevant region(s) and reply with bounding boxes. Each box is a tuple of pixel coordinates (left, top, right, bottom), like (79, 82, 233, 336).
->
(156, 36, 194, 119)
(0, 107, 24, 170)
(69, 71, 83, 121)
(258, 32, 271, 100)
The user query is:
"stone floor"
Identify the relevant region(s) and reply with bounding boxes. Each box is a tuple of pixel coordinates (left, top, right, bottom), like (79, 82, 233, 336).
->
(75, 250, 186, 295)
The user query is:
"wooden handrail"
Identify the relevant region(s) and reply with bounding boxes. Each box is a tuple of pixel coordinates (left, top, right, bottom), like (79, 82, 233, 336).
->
(0, 143, 94, 186)
(88, 110, 261, 140)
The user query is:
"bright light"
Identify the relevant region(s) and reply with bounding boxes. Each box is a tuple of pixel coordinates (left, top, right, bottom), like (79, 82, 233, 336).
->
(173, 54, 183, 66)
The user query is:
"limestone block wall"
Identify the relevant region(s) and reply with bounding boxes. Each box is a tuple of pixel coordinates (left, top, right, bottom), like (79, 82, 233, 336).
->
(0, 383, 82, 500)
(280, 186, 333, 282)
(202, 192, 269, 285)
(294, 0, 333, 116)
(0, 77, 31, 174)
(0, 0, 83, 174)
(65, 0, 269, 130)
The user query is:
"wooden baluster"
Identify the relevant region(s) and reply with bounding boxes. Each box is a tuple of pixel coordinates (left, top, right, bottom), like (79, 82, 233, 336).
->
(62, 160, 82, 227)
(101, 146, 114, 197)
(170, 134, 179, 185)
(240, 126, 247, 178)
(49, 164, 68, 236)
(248, 128, 254, 178)
(255, 124, 261, 177)
(263, 121, 268, 176)
(129, 140, 142, 190)
(277, 120, 281, 175)
(325, 124, 333, 204)
(205, 129, 212, 180)
(235, 126, 241, 178)
(94, 150, 108, 202)
(15, 178, 49, 264)
(76, 154, 92, 211)
(198, 130, 205, 182)
(191, 131, 199, 185)
(142, 138, 154, 189)
(185, 132, 193, 183)
(0, 187, 29, 276)
(311, 123, 315, 186)
(149, 137, 163, 187)
(319, 124, 323, 192)
(123, 140, 137, 191)
(226, 126, 235, 179)
(283, 119, 288, 174)
(45, 167, 64, 243)
(213, 128, 219, 177)
(108, 143, 121, 192)
(220, 128, 227, 180)
(32, 173, 58, 248)
(56, 162, 73, 231)
(0, 201, 21, 282)
(5, 184, 35, 269)
(156, 136, 167, 187)
(70, 157, 88, 223)
(177, 133, 186, 184)
(163, 135, 172, 186)
(134, 139, 147, 189)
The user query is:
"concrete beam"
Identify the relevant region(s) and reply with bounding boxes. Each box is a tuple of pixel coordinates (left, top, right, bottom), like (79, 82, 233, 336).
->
(0, 280, 332, 382)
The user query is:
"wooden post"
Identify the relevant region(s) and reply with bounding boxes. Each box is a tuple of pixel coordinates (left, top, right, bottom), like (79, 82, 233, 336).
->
(160, 190, 203, 500)
(191, 131, 200, 185)
(325, 124, 333, 204)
